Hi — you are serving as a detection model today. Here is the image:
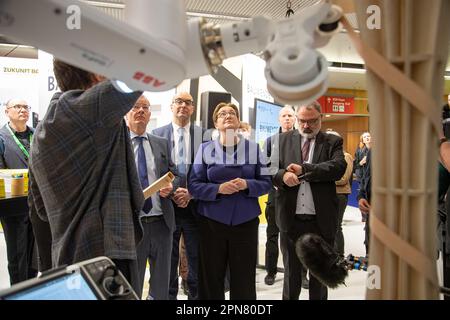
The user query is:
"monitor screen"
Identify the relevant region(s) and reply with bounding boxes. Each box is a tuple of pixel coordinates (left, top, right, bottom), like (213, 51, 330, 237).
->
(3, 272, 98, 300)
(254, 98, 283, 146)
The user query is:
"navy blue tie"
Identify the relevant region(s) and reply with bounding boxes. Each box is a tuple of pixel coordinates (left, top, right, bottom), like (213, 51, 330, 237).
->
(136, 136, 153, 213)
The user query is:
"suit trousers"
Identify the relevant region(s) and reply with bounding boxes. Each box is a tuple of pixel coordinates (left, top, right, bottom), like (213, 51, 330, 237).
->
(264, 202, 280, 275)
(169, 205, 199, 300)
(0, 214, 37, 284)
(198, 216, 258, 300)
(280, 216, 329, 300)
(334, 194, 348, 256)
(136, 217, 172, 300)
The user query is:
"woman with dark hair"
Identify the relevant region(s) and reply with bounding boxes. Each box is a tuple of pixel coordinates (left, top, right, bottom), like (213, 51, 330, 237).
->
(188, 103, 271, 300)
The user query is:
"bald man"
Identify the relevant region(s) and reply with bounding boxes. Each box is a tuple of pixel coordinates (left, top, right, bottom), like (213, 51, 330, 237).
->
(262, 106, 296, 286)
(152, 92, 206, 300)
(126, 95, 180, 299)
(0, 99, 37, 284)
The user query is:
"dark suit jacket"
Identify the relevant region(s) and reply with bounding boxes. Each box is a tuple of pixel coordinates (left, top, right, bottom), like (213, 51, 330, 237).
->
(272, 130, 347, 240)
(0, 124, 33, 169)
(152, 123, 206, 214)
(152, 123, 205, 185)
(145, 132, 181, 233)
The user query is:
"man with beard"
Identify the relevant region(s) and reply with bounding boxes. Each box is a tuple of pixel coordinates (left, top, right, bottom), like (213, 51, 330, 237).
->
(271, 101, 347, 300)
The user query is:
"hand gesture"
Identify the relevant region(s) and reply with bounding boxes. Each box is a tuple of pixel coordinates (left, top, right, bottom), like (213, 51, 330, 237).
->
(218, 181, 240, 195)
(159, 183, 173, 198)
(173, 187, 192, 208)
(283, 172, 300, 187)
(230, 178, 248, 191)
(358, 198, 371, 214)
(286, 163, 302, 176)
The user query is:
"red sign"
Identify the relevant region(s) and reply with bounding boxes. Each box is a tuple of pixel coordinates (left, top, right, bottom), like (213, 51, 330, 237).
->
(318, 96, 355, 114)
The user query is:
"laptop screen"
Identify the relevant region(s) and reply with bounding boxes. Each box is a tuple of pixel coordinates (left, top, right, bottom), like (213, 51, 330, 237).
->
(3, 272, 98, 300)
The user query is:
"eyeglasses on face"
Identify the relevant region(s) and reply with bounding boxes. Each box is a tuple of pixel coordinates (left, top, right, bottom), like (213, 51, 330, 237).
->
(173, 98, 194, 106)
(132, 104, 150, 111)
(298, 117, 320, 126)
(217, 111, 237, 119)
(8, 104, 30, 111)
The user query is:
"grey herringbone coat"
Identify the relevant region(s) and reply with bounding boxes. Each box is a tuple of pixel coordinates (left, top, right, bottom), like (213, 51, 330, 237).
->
(29, 81, 144, 267)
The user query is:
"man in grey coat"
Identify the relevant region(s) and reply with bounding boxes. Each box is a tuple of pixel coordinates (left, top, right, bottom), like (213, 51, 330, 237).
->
(28, 60, 144, 293)
(0, 98, 37, 284)
(126, 95, 180, 299)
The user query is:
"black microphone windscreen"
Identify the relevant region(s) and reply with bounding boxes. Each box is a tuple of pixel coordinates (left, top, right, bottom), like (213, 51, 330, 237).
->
(295, 233, 348, 288)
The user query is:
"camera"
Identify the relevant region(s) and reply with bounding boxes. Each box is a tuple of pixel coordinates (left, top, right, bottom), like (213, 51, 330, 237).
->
(0, 256, 139, 300)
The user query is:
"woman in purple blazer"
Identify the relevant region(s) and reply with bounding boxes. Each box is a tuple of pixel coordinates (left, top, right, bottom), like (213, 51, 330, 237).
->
(189, 102, 271, 300)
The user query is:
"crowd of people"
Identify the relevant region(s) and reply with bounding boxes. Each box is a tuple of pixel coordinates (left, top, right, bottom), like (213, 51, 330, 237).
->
(5, 59, 435, 300)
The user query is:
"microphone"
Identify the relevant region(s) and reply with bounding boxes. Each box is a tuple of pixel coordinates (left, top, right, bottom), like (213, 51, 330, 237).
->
(295, 233, 348, 288)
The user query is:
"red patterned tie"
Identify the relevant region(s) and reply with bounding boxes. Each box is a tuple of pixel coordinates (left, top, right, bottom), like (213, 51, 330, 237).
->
(301, 138, 311, 163)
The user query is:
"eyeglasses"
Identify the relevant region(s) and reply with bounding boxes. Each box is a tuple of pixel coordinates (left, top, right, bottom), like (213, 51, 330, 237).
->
(173, 98, 194, 106)
(132, 104, 149, 111)
(298, 117, 320, 126)
(8, 104, 30, 111)
(217, 111, 237, 119)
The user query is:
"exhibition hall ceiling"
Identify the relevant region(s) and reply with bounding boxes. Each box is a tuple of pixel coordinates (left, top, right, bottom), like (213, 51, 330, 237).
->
(0, 0, 448, 92)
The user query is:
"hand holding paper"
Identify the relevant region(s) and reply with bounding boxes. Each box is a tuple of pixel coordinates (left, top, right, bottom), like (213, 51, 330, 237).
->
(143, 172, 175, 199)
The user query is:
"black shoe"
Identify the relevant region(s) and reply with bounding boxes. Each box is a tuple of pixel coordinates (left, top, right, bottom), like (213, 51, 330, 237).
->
(264, 274, 276, 286)
(181, 279, 189, 296)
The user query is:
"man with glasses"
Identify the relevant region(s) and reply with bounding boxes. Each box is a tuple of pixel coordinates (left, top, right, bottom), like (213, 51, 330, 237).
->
(126, 95, 180, 299)
(271, 101, 347, 300)
(0, 99, 37, 284)
(152, 92, 205, 300)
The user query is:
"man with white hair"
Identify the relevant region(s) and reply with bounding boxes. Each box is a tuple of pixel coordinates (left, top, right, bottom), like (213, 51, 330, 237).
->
(262, 106, 295, 286)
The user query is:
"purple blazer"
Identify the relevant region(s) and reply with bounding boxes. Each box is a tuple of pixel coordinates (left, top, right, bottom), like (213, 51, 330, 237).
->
(188, 137, 271, 225)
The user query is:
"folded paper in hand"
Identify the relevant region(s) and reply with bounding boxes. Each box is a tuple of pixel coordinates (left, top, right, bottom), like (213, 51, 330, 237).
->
(143, 172, 175, 199)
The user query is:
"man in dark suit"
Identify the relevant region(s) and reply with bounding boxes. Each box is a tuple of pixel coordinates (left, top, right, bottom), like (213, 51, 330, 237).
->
(29, 60, 144, 293)
(262, 106, 296, 286)
(0, 99, 37, 284)
(272, 101, 346, 300)
(152, 92, 205, 300)
(126, 95, 181, 300)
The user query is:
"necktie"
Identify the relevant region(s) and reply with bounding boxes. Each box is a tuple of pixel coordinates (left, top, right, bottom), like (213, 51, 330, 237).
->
(301, 138, 311, 163)
(177, 127, 186, 175)
(136, 137, 153, 214)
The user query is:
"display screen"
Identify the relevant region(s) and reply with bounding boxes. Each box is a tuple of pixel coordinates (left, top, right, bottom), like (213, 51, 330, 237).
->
(254, 98, 283, 146)
(3, 272, 97, 300)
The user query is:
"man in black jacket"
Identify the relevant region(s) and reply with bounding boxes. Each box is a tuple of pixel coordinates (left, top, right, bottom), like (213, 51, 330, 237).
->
(0, 98, 37, 284)
(271, 101, 347, 300)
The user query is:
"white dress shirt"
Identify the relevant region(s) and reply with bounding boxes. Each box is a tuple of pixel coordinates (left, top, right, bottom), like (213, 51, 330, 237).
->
(130, 131, 163, 217)
(295, 137, 317, 215)
(172, 122, 191, 166)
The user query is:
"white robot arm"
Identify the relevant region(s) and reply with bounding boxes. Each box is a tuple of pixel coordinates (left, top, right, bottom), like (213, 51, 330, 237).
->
(0, 0, 342, 105)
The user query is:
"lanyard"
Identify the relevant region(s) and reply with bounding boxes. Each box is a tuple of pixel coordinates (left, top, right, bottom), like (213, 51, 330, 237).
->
(6, 124, 32, 160)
